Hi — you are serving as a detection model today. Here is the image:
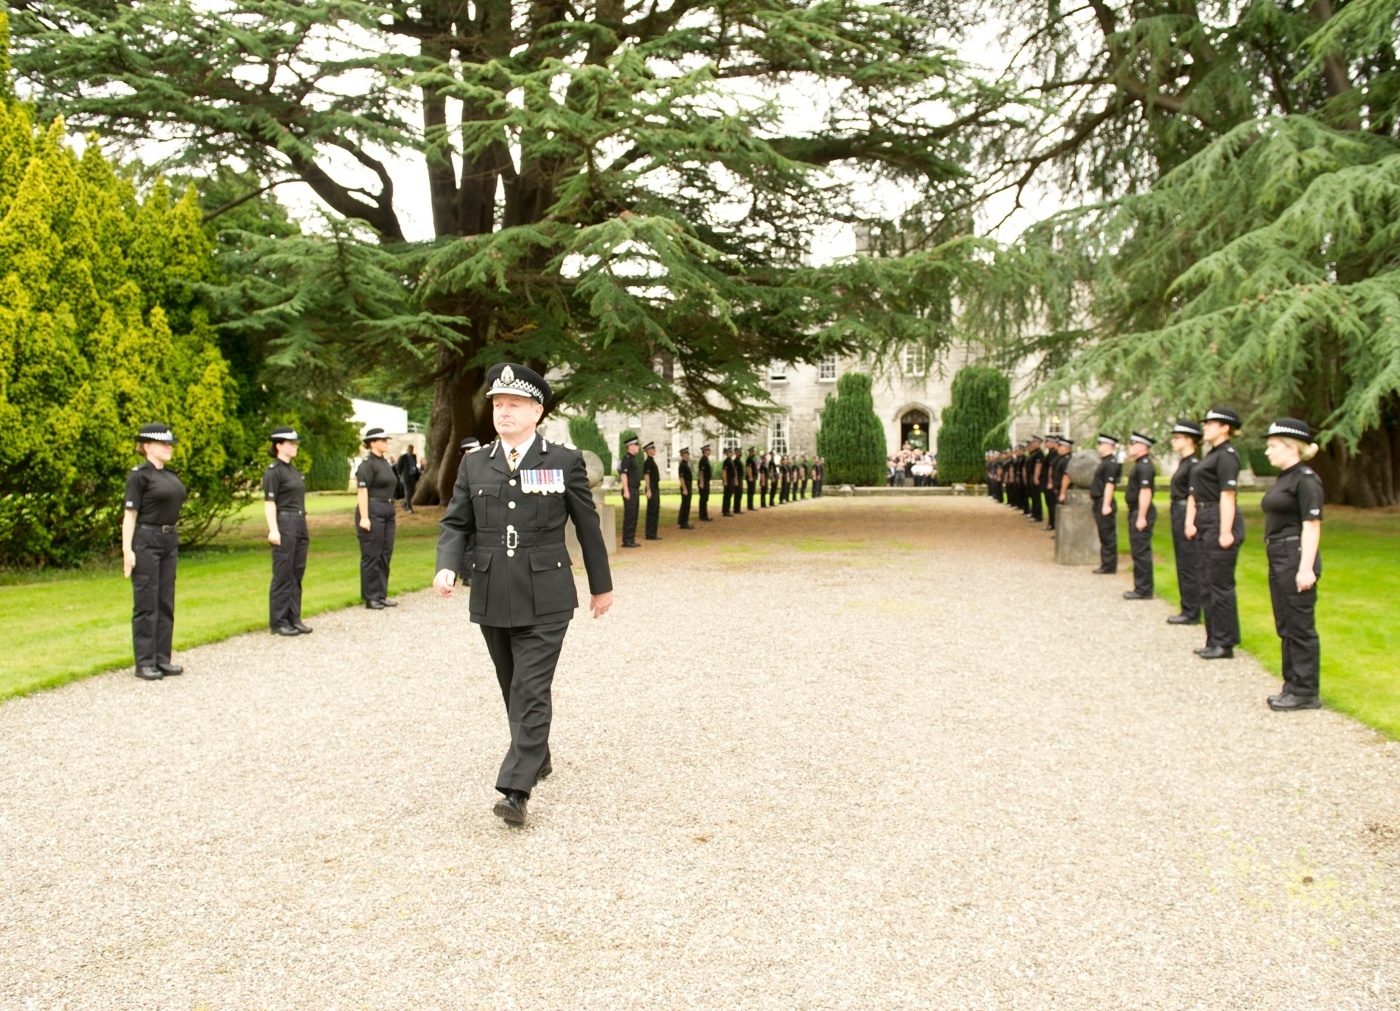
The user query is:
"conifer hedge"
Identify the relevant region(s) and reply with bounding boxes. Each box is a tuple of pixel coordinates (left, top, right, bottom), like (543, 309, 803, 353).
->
(817, 373, 885, 486)
(567, 415, 612, 475)
(936, 366, 1009, 484)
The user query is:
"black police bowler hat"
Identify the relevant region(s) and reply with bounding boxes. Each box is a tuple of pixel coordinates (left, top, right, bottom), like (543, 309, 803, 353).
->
(1203, 406, 1243, 429)
(1130, 431, 1155, 447)
(1171, 418, 1203, 438)
(362, 427, 389, 444)
(1096, 434, 1119, 446)
(642, 441, 656, 451)
(460, 436, 481, 452)
(680, 447, 691, 455)
(136, 423, 177, 444)
(270, 426, 299, 443)
(484, 363, 551, 405)
(1266, 417, 1312, 441)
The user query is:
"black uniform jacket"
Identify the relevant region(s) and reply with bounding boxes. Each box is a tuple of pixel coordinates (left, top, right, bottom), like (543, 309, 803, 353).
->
(437, 437, 613, 627)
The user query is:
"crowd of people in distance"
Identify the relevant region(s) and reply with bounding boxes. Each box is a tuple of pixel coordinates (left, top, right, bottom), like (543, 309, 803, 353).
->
(887, 444, 937, 486)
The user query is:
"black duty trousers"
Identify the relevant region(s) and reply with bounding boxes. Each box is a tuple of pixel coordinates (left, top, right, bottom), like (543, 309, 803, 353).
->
(401, 475, 418, 509)
(678, 493, 692, 527)
(622, 492, 639, 543)
(1195, 503, 1244, 649)
(732, 484, 742, 514)
(759, 480, 768, 506)
(645, 492, 660, 538)
(1043, 487, 1057, 528)
(1268, 539, 1321, 697)
(1028, 485, 1043, 521)
(1091, 497, 1117, 571)
(356, 499, 396, 601)
(479, 620, 569, 795)
(1127, 503, 1156, 595)
(698, 488, 711, 520)
(270, 511, 309, 629)
(1169, 500, 1200, 618)
(132, 526, 178, 668)
(746, 481, 756, 510)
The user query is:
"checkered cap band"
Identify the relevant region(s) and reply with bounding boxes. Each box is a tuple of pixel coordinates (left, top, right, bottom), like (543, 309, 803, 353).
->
(1267, 420, 1311, 440)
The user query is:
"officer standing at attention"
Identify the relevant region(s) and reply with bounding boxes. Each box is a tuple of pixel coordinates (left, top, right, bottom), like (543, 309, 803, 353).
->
(264, 426, 313, 636)
(356, 427, 399, 609)
(812, 456, 824, 498)
(745, 448, 758, 511)
(1051, 439, 1074, 530)
(123, 423, 187, 681)
(677, 447, 695, 529)
(1121, 432, 1157, 600)
(619, 435, 641, 547)
(1090, 435, 1121, 574)
(1165, 420, 1202, 625)
(457, 437, 482, 582)
(1260, 418, 1325, 711)
(698, 444, 714, 520)
(731, 448, 743, 514)
(433, 363, 614, 825)
(1025, 436, 1045, 522)
(779, 456, 791, 503)
(643, 440, 662, 540)
(765, 453, 779, 506)
(721, 448, 735, 516)
(1185, 406, 1245, 660)
(758, 451, 770, 506)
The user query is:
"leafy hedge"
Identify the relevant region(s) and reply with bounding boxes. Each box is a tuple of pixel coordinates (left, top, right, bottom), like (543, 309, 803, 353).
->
(937, 366, 1009, 484)
(817, 373, 885, 486)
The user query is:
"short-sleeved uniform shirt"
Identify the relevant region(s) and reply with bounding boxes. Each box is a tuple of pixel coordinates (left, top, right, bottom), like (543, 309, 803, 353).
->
(1089, 455, 1121, 499)
(1050, 451, 1070, 491)
(356, 454, 397, 501)
(619, 452, 639, 491)
(1169, 455, 1197, 502)
(1261, 462, 1324, 539)
(1124, 456, 1155, 506)
(1189, 441, 1241, 503)
(262, 459, 307, 513)
(124, 463, 187, 525)
(643, 456, 660, 494)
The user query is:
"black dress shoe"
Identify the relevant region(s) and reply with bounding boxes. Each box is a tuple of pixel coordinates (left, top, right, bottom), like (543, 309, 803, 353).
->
(701, 517, 714, 522)
(1198, 645, 1234, 660)
(135, 666, 163, 681)
(1193, 646, 1210, 655)
(1167, 613, 1201, 625)
(622, 542, 640, 548)
(680, 524, 696, 530)
(379, 598, 398, 607)
(1122, 591, 1152, 600)
(156, 662, 183, 675)
(493, 790, 529, 825)
(1091, 566, 1116, 574)
(274, 624, 301, 636)
(645, 535, 663, 540)
(1268, 692, 1321, 711)
(365, 599, 386, 610)
(292, 622, 313, 634)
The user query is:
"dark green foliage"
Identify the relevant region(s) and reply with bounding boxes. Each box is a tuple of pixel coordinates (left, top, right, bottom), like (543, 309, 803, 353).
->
(616, 429, 638, 477)
(936, 367, 1009, 484)
(305, 447, 351, 493)
(817, 374, 886, 486)
(567, 416, 611, 475)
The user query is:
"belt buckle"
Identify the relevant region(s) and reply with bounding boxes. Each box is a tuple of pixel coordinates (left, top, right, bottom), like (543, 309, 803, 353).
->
(505, 525, 518, 550)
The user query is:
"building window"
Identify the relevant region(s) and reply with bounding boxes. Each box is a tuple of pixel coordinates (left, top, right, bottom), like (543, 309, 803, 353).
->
(722, 431, 742, 454)
(902, 345, 927, 377)
(769, 416, 788, 455)
(1047, 414, 1064, 437)
(818, 356, 838, 382)
(769, 361, 788, 383)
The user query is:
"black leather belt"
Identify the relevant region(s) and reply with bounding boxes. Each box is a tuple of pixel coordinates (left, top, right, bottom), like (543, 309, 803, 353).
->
(137, 523, 177, 533)
(277, 509, 305, 516)
(1266, 534, 1301, 544)
(491, 526, 564, 550)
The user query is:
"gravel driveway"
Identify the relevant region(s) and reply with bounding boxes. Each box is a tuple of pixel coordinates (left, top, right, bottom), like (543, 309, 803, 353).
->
(2, 497, 1398, 1009)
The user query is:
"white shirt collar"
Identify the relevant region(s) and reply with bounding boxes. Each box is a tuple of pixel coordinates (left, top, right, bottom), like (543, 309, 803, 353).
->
(500, 433, 536, 459)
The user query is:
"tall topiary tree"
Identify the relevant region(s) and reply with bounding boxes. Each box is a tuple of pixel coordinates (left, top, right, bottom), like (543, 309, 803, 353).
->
(817, 373, 886, 486)
(937, 366, 1009, 484)
(567, 415, 611, 475)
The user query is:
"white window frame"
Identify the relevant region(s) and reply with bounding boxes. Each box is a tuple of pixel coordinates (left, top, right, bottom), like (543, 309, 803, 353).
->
(769, 416, 789, 456)
(818, 356, 838, 382)
(902, 345, 928, 377)
(721, 431, 742, 455)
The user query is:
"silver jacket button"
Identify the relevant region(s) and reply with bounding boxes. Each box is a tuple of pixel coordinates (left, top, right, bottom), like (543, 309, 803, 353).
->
(508, 501, 516, 509)
(506, 549, 515, 557)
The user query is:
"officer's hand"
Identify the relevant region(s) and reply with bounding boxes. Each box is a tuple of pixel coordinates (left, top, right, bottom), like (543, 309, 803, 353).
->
(1185, 523, 1197, 540)
(1101, 503, 1112, 516)
(268, 530, 282, 546)
(359, 517, 371, 531)
(1058, 494, 1066, 504)
(590, 591, 613, 619)
(1296, 568, 1317, 592)
(123, 550, 136, 579)
(1135, 517, 1147, 532)
(1219, 531, 1235, 549)
(433, 568, 456, 597)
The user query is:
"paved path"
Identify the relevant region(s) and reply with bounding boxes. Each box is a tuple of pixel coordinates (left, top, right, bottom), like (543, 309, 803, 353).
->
(2, 498, 1398, 1009)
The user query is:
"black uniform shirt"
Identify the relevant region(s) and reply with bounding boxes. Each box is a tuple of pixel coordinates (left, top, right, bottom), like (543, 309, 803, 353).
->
(643, 456, 660, 494)
(698, 455, 712, 488)
(1089, 455, 1121, 499)
(1125, 457, 1155, 505)
(619, 452, 639, 492)
(678, 459, 693, 492)
(1189, 441, 1241, 503)
(356, 454, 398, 501)
(1051, 452, 1070, 491)
(1261, 462, 1324, 539)
(1169, 455, 1197, 502)
(124, 463, 187, 526)
(1027, 448, 1044, 484)
(262, 459, 307, 512)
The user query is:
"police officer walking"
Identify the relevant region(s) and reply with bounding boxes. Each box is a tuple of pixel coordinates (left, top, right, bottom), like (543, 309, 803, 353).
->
(643, 440, 662, 540)
(1185, 406, 1245, 660)
(122, 423, 187, 681)
(433, 363, 614, 826)
(1121, 432, 1157, 600)
(619, 435, 641, 547)
(1166, 420, 1202, 624)
(1260, 418, 1325, 711)
(1090, 435, 1121, 574)
(395, 446, 421, 513)
(264, 426, 312, 636)
(698, 444, 714, 520)
(677, 447, 695, 529)
(356, 427, 399, 608)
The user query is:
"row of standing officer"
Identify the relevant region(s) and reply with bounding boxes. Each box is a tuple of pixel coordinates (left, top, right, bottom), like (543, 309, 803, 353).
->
(987, 435, 1075, 533)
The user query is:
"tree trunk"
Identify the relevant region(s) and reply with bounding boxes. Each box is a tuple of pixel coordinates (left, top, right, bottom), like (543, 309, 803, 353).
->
(1311, 419, 1399, 507)
(417, 346, 492, 506)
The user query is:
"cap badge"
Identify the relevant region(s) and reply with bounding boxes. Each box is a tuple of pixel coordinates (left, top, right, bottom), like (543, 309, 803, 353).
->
(501, 365, 515, 385)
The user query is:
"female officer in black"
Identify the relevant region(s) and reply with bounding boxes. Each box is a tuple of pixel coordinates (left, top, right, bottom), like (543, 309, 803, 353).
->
(1090, 435, 1121, 573)
(264, 426, 312, 636)
(1260, 418, 1325, 711)
(1185, 406, 1244, 659)
(122, 423, 187, 681)
(1166, 419, 1203, 625)
(356, 427, 398, 608)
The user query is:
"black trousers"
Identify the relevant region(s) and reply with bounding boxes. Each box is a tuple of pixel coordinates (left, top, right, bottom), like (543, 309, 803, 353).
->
(645, 492, 660, 538)
(813, 480, 822, 498)
(699, 488, 711, 520)
(1268, 539, 1321, 697)
(131, 526, 178, 668)
(1195, 503, 1244, 649)
(1127, 503, 1156, 595)
(759, 480, 768, 506)
(479, 621, 569, 795)
(1043, 487, 1057, 528)
(1092, 497, 1117, 571)
(678, 493, 692, 527)
(746, 481, 756, 510)
(780, 483, 789, 503)
(622, 492, 639, 543)
(401, 475, 418, 510)
(270, 511, 309, 629)
(1170, 501, 1200, 618)
(733, 484, 742, 514)
(1026, 485, 1041, 520)
(356, 499, 396, 601)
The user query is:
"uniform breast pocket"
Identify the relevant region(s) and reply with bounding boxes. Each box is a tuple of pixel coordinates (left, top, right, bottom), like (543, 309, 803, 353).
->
(528, 491, 568, 528)
(472, 484, 502, 527)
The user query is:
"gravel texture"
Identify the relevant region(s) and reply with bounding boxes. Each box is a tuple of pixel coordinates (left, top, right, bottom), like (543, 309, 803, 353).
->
(2, 496, 1398, 1009)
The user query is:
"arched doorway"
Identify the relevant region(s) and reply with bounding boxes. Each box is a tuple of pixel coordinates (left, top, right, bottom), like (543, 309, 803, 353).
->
(900, 408, 930, 451)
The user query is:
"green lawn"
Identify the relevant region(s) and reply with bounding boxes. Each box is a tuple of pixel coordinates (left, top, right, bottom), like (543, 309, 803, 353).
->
(1126, 492, 1400, 739)
(0, 494, 441, 700)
